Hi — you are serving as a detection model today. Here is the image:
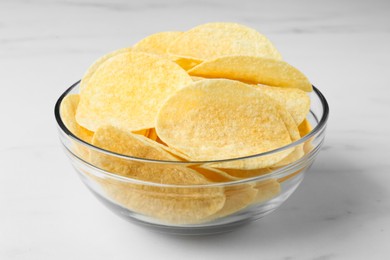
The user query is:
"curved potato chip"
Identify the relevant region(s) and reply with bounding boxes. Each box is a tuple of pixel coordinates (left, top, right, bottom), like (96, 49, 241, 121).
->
(209, 184, 258, 219)
(172, 57, 202, 70)
(141, 132, 191, 161)
(76, 51, 193, 131)
(272, 106, 304, 167)
(90, 126, 225, 224)
(133, 31, 182, 57)
(98, 178, 226, 224)
(298, 119, 312, 137)
(190, 167, 239, 182)
(156, 79, 292, 168)
(189, 55, 312, 92)
(217, 167, 272, 179)
(278, 168, 303, 183)
(168, 22, 281, 61)
(146, 128, 158, 141)
(257, 84, 311, 125)
(60, 94, 94, 160)
(60, 94, 94, 143)
(80, 47, 132, 90)
(252, 179, 280, 204)
(191, 76, 205, 81)
(298, 119, 314, 154)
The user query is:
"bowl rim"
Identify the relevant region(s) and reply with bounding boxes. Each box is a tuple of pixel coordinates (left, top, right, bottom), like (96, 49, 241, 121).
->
(55, 80, 329, 166)
(55, 81, 329, 186)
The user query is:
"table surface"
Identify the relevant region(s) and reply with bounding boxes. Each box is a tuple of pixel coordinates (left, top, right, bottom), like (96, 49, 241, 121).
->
(1, 0, 389, 259)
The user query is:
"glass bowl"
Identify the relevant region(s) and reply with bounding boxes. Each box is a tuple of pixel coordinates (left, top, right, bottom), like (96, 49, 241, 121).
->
(54, 81, 329, 235)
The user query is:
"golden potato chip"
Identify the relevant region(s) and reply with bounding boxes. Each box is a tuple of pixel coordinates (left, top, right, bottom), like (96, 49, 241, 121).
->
(257, 84, 311, 125)
(142, 132, 190, 161)
(217, 167, 272, 179)
(76, 51, 193, 131)
(90, 125, 226, 224)
(189, 55, 312, 92)
(209, 184, 257, 219)
(80, 47, 132, 90)
(133, 31, 182, 57)
(60, 94, 93, 143)
(156, 79, 293, 169)
(168, 22, 282, 61)
(190, 76, 205, 81)
(190, 167, 239, 182)
(252, 179, 280, 204)
(298, 119, 312, 137)
(272, 105, 304, 167)
(298, 119, 315, 154)
(278, 168, 303, 183)
(99, 178, 226, 224)
(91, 126, 182, 170)
(145, 128, 168, 146)
(273, 146, 304, 167)
(133, 128, 150, 136)
(172, 57, 202, 71)
(146, 128, 158, 141)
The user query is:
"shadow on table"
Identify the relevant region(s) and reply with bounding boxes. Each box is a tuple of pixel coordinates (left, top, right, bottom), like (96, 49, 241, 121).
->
(154, 147, 384, 248)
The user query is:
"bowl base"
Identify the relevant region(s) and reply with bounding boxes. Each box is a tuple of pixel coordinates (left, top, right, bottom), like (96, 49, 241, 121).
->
(90, 189, 269, 236)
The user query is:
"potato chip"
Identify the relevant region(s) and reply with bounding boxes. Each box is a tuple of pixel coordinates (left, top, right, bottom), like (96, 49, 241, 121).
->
(99, 178, 226, 224)
(217, 167, 272, 179)
(133, 128, 150, 136)
(80, 47, 132, 90)
(189, 55, 312, 92)
(278, 169, 303, 183)
(209, 184, 257, 219)
(156, 79, 293, 169)
(257, 84, 311, 125)
(190, 167, 239, 182)
(133, 31, 182, 57)
(298, 119, 314, 154)
(172, 57, 202, 71)
(137, 129, 190, 161)
(146, 128, 158, 141)
(91, 126, 182, 169)
(298, 119, 312, 137)
(190, 76, 205, 81)
(76, 51, 193, 131)
(167, 22, 282, 61)
(272, 105, 304, 167)
(60, 94, 93, 143)
(252, 179, 280, 204)
(90, 126, 225, 224)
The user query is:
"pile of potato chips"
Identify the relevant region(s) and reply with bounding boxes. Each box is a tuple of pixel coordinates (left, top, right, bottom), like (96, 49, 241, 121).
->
(60, 22, 313, 224)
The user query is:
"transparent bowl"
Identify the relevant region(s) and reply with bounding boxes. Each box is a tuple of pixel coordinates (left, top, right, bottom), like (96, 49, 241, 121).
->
(54, 81, 329, 235)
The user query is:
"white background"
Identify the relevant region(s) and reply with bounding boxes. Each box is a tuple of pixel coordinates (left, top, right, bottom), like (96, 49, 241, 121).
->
(1, 0, 389, 259)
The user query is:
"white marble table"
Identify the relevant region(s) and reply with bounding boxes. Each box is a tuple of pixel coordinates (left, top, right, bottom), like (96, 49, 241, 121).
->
(1, 0, 389, 259)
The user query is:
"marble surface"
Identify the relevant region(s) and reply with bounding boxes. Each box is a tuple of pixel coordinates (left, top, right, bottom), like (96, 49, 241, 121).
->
(1, 0, 390, 259)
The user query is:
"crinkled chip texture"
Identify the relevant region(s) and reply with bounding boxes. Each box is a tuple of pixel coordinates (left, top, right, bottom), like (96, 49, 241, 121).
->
(90, 125, 226, 224)
(76, 51, 192, 132)
(257, 84, 310, 125)
(156, 79, 292, 167)
(133, 31, 183, 57)
(60, 94, 93, 143)
(80, 47, 132, 90)
(189, 55, 312, 92)
(168, 22, 282, 61)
